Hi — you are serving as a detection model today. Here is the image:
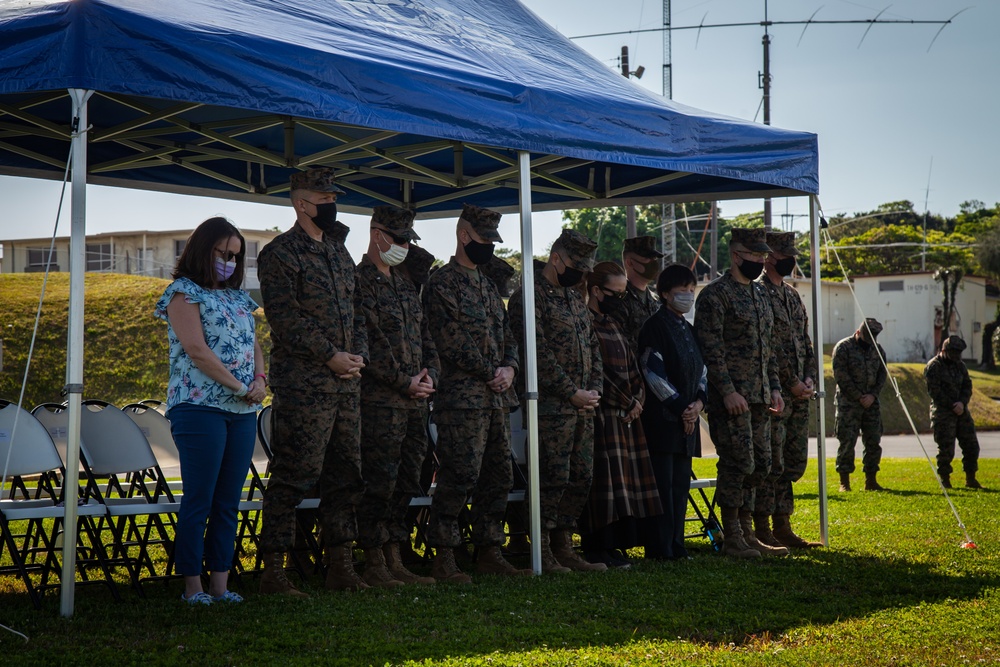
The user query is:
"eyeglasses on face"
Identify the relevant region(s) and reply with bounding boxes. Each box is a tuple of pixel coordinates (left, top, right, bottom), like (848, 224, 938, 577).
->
(376, 228, 409, 245)
(214, 249, 239, 262)
(600, 287, 626, 300)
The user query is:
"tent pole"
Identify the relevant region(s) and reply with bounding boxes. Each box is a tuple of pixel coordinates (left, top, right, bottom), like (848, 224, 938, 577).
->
(517, 150, 542, 574)
(60, 88, 93, 618)
(809, 194, 828, 546)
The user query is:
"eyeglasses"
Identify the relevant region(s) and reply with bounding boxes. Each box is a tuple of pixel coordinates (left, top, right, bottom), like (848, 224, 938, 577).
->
(600, 287, 626, 300)
(214, 249, 239, 262)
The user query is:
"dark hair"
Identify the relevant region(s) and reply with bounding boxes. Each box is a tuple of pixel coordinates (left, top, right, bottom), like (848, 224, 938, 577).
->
(656, 263, 697, 295)
(586, 261, 626, 291)
(172, 217, 246, 289)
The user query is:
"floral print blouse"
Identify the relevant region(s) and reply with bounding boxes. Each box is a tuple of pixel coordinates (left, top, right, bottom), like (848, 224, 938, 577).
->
(155, 277, 260, 414)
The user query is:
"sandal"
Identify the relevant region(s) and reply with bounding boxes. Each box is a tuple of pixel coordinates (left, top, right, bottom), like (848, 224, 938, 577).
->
(181, 591, 214, 606)
(212, 590, 244, 603)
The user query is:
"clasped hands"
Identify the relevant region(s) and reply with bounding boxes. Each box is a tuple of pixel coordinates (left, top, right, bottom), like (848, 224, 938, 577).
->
(681, 399, 703, 435)
(326, 351, 366, 380)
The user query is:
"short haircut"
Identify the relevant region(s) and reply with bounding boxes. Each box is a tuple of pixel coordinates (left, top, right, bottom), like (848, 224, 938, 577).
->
(172, 216, 246, 290)
(586, 261, 626, 291)
(656, 263, 697, 294)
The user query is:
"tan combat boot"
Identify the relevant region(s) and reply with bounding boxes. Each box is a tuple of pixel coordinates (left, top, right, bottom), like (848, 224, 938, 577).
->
(838, 472, 852, 492)
(966, 471, 983, 489)
(431, 547, 473, 584)
(476, 546, 532, 576)
(361, 547, 404, 589)
(740, 511, 788, 557)
(720, 507, 760, 559)
(864, 471, 885, 491)
(258, 552, 309, 598)
(383, 542, 435, 585)
(551, 530, 607, 572)
(539, 531, 571, 574)
(772, 514, 823, 549)
(324, 545, 371, 592)
(752, 513, 786, 549)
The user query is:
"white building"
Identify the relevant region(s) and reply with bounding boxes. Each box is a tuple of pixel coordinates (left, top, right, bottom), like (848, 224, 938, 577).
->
(0, 228, 280, 290)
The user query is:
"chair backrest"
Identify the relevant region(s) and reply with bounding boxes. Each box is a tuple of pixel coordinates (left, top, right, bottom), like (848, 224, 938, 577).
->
(31, 403, 70, 465)
(0, 400, 63, 477)
(79, 401, 158, 476)
(122, 403, 178, 468)
(256, 404, 273, 461)
(508, 407, 527, 466)
(139, 399, 167, 416)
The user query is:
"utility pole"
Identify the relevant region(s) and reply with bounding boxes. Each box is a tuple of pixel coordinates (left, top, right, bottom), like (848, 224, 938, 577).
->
(622, 45, 638, 238)
(661, 0, 676, 264)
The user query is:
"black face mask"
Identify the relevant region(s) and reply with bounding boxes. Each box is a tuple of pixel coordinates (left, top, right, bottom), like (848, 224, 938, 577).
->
(598, 294, 624, 316)
(738, 257, 765, 281)
(464, 238, 495, 265)
(309, 201, 338, 233)
(774, 257, 796, 277)
(557, 263, 585, 288)
(633, 258, 660, 281)
(946, 350, 962, 362)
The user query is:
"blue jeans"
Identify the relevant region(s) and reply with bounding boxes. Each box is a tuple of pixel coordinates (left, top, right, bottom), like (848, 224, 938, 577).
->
(168, 403, 256, 576)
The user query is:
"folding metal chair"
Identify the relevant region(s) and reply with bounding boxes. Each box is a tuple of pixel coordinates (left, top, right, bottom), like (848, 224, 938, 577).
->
(75, 400, 181, 596)
(1, 399, 119, 607)
(252, 404, 324, 580)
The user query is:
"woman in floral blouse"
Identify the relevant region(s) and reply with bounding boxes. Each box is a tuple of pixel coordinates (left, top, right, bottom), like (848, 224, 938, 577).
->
(155, 217, 266, 605)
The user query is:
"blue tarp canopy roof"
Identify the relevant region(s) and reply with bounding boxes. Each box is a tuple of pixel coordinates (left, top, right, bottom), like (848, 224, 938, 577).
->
(0, 0, 818, 216)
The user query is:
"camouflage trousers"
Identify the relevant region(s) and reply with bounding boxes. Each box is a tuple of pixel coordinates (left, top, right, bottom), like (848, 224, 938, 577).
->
(537, 412, 595, 532)
(932, 410, 980, 476)
(356, 404, 429, 549)
(426, 408, 513, 548)
(758, 396, 811, 516)
(707, 403, 771, 511)
(260, 390, 363, 553)
(835, 402, 883, 474)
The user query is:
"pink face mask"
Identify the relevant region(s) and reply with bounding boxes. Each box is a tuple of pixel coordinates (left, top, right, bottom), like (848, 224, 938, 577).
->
(215, 257, 237, 281)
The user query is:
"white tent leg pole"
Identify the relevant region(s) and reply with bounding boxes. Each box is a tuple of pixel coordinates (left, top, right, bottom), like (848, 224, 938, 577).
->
(809, 194, 829, 546)
(61, 88, 93, 618)
(517, 150, 542, 574)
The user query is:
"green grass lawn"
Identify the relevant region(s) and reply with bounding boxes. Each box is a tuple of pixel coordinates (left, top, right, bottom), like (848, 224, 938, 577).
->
(2, 458, 998, 666)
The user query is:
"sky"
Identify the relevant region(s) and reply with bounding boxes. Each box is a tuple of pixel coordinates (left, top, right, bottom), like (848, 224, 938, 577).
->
(0, 0, 996, 265)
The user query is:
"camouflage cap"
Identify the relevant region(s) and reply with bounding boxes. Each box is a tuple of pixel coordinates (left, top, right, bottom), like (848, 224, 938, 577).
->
(554, 228, 599, 271)
(460, 204, 503, 243)
(400, 244, 435, 286)
(942, 335, 967, 352)
(371, 205, 420, 241)
(481, 256, 517, 297)
(859, 317, 883, 336)
(765, 231, 799, 256)
(730, 227, 772, 254)
(623, 235, 664, 259)
(290, 167, 345, 194)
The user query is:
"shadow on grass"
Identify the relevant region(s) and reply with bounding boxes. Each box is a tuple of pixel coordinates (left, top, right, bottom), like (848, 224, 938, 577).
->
(2, 546, 996, 664)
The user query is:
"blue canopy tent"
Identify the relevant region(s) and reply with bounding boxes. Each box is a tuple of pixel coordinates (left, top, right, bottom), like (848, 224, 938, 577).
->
(0, 0, 825, 615)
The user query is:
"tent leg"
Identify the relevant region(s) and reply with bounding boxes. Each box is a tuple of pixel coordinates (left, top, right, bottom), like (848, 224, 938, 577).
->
(61, 88, 93, 618)
(517, 151, 542, 574)
(809, 194, 829, 547)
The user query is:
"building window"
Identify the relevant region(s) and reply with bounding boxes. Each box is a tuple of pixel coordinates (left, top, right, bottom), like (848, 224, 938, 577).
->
(879, 280, 904, 292)
(86, 243, 112, 272)
(245, 241, 259, 269)
(174, 240, 186, 261)
(26, 247, 58, 272)
(137, 248, 151, 274)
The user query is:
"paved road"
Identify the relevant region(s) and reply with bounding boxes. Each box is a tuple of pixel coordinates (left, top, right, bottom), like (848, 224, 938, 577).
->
(698, 424, 1000, 459)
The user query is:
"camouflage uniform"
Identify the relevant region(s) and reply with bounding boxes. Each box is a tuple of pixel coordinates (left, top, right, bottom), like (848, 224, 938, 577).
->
(356, 207, 440, 549)
(258, 172, 367, 553)
(694, 232, 781, 511)
(924, 337, 980, 477)
(756, 232, 817, 516)
(508, 229, 602, 531)
(425, 207, 518, 549)
(615, 236, 663, 352)
(832, 320, 887, 474)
